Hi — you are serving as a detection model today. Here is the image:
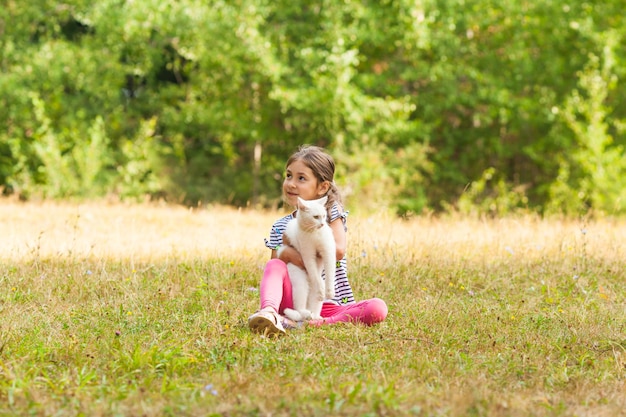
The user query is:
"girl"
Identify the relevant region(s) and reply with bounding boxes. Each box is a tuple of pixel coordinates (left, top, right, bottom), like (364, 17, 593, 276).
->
(248, 145, 388, 336)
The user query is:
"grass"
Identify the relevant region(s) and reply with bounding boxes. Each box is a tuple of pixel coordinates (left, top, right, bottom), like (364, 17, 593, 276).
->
(1, 200, 625, 416)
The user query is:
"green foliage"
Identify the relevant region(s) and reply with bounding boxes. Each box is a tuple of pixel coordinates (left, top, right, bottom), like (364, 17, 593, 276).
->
(546, 31, 626, 215)
(456, 167, 529, 217)
(115, 117, 168, 200)
(1, 0, 625, 215)
(12, 94, 113, 198)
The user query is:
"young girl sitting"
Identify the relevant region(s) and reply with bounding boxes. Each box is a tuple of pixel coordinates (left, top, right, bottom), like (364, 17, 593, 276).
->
(248, 145, 388, 336)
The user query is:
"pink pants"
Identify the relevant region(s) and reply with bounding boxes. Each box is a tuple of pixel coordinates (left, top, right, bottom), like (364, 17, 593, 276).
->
(259, 258, 388, 326)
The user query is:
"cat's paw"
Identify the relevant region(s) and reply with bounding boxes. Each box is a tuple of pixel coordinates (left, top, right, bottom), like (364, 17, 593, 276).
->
(299, 309, 312, 320)
(284, 308, 302, 322)
(310, 313, 323, 320)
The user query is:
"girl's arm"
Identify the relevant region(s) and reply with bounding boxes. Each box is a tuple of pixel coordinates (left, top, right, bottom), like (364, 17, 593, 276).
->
(272, 218, 347, 269)
(271, 244, 306, 269)
(271, 217, 345, 265)
(329, 217, 346, 261)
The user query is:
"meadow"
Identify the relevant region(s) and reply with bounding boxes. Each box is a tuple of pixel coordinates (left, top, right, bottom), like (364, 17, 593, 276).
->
(0, 200, 624, 416)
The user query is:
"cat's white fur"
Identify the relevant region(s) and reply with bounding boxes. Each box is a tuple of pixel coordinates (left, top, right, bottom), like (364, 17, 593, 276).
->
(279, 196, 336, 321)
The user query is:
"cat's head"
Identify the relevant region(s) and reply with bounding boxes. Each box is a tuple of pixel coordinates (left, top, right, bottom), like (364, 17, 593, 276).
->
(296, 196, 328, 231)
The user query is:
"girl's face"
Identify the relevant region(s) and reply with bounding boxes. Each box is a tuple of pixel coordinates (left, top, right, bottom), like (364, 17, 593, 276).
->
(283, 159, 329, 207)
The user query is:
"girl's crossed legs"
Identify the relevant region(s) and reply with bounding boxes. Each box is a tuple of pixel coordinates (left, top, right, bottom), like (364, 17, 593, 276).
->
(259, 258, 387, 327)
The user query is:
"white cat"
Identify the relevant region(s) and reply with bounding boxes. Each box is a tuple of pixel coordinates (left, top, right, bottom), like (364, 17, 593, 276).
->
(279, 196, 336, 321)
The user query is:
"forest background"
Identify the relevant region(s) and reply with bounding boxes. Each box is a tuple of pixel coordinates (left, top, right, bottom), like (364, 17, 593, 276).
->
(1, 0, 625, 217)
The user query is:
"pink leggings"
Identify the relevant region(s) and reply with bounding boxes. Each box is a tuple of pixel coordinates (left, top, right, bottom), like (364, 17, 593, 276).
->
(259, 258, 388, 326)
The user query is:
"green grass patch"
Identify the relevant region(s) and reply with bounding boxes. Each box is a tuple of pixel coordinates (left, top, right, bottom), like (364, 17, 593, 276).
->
(0, 203, 624, 416)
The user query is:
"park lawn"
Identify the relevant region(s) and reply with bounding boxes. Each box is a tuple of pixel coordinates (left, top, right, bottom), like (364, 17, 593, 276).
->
(0, 200, 624, 416)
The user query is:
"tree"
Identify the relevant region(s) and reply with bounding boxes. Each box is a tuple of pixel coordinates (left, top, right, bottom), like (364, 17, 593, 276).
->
(1, 0, 625, 216)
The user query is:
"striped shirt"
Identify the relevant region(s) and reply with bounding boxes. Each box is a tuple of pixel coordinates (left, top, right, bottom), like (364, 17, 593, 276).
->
(264, 204, 355, 305)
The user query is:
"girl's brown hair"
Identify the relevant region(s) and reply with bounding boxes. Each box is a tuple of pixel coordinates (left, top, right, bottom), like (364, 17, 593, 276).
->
(286, 145, 343, 216)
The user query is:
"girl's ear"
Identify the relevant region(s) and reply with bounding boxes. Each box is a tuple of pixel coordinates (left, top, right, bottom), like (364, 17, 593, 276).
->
(318, 180, 331, 196)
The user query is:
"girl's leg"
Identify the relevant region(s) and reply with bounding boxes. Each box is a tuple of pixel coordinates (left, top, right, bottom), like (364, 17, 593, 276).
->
(259, 258, 294, 314)
(249, 259, 295, 336)
(310, 298, 388, 326)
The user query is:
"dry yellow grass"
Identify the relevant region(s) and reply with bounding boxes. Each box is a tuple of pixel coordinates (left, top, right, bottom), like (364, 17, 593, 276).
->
(0, 200, 273, 261)
(3, 200, 624, 264)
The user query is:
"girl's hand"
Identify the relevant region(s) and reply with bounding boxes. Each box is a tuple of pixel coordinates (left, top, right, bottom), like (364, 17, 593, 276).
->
(278, 245, 305, 270)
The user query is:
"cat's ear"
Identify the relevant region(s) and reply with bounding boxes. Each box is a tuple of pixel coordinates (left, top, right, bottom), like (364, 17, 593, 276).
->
(297, 197, 307, 210)
(318, 196, 328, 206)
